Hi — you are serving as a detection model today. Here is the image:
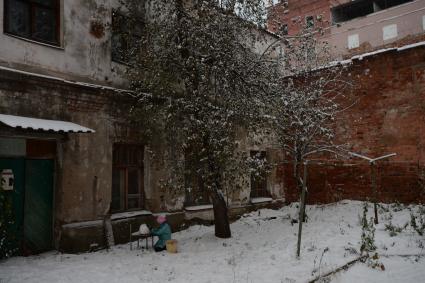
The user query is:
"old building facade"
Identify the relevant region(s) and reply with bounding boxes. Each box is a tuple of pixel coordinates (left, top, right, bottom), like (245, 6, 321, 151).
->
(0, 0, 285, 254)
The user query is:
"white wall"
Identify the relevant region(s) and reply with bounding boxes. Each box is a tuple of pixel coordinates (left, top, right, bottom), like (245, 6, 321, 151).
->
(0, 0, 127, 87)
(326, 0, 425, 57)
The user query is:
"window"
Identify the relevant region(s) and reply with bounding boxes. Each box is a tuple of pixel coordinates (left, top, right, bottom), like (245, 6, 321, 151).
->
(332, 0, 413, 24)
(4, 0, 60, 45)
(305, 15, 314, 29)
(250, 151, 269, 199)
(111, 10, 143, 64)
(184, 172, 211, 206)
(111, 144, 144, 212)
(279, 23, 288, 35)
(184, 152, 211, 207)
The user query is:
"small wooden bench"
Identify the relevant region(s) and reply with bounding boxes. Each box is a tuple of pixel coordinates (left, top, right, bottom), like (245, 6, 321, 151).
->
(130, 224, 154, 250)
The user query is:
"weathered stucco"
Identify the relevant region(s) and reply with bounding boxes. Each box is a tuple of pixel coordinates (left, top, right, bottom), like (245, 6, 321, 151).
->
(0, 0, 127, 87)
(0, 0, 287, 253)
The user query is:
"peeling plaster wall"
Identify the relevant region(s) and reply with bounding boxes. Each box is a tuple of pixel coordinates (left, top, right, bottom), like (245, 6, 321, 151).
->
(0, 0, 127, 87)
(0, 67, 169, 228)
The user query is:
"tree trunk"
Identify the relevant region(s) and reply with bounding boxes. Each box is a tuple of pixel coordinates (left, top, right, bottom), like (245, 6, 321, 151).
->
(203, 136, 231, 239)
(294, 158, 307, 222)
(371, 162, 379, 224)
(296, 161, 308, 258)
(211, 189, 231, 238)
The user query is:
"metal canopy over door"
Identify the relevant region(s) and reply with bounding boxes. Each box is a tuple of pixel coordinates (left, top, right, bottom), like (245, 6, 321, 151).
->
(24, 159, 54, 253)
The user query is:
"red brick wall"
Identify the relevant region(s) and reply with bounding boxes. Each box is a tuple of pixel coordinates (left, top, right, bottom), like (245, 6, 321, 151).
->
(279, 162, 425, 204)
(267, 0, 331, 35)
(277, 46, 425, 204)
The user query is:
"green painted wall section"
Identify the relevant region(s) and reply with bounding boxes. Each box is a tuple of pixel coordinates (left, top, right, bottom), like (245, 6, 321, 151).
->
(0, 158, 54, 254)
(24, 159, 54, 253)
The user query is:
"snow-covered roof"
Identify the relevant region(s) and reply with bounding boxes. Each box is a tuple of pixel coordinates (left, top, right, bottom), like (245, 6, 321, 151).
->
(349, 40, 425, 62)
(0, 114, 95, 133)
(312, 40, 425, 73)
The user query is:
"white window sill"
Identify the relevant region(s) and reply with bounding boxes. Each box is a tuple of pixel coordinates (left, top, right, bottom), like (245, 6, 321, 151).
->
(185, 204, 213, 211)
(250, 197, 273, 204)
(111, 210, 152, 220)
(5, 33, 64, 50)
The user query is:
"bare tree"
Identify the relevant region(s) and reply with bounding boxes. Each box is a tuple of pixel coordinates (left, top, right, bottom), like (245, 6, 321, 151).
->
(267, 24, 353, 256)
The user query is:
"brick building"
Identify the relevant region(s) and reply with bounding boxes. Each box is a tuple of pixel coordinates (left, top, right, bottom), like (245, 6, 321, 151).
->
(268, 0, 425, 57)
(268, 0, 425, 204)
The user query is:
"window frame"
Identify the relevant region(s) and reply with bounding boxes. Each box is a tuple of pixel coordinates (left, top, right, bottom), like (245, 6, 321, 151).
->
(183, 149, 211, 207)
(111, 144, 145, 213)
(184, 170, 211, 207)
(4, 0, 61, 46)
(250, 150, 270, 199)
(305, 15, 314, 29)
(111, 9, 144, 65)
(279, 23, 288, 35)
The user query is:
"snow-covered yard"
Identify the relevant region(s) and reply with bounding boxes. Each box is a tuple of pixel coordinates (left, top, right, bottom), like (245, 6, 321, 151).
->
(1, 201, 424, 283)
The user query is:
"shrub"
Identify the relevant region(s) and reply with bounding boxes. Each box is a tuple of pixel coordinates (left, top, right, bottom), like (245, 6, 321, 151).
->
(0, 183, 16, 259)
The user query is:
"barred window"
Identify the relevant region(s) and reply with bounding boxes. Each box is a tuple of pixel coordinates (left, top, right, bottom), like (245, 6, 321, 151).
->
(111, 144, 144, 212)
(250, 151, 269, 199)
(184, 152, 211, 207)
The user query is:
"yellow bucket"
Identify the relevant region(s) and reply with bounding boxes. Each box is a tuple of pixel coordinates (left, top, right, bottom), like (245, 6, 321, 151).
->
(166, 239, 178, 253)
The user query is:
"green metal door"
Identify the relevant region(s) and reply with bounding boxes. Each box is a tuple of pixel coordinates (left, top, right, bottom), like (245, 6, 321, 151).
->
(0, 158, 25, 255)
(24, 159, 54, 253)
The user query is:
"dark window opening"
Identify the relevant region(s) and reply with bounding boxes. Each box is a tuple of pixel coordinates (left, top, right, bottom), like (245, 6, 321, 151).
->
(279, 23, 288, 35)
(250, 151, 269, 199)
(332, 0, 413, 24)
(305, 15, 314, 29)
(184, 151, 211, 207)
(111, 144, 144, 212)
(111, 10, 143, 64)
(4, 0, 60, 45)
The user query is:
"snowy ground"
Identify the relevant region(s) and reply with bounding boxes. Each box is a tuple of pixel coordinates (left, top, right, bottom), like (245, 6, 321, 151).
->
(1, 200, 424, 283)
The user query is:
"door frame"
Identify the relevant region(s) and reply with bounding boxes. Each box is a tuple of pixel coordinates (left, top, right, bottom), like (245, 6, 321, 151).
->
(0, 132, 62, 253)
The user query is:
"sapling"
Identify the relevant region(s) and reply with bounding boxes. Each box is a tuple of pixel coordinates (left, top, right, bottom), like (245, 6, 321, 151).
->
(0, 182, 16, 259)
(384, 221, 408, 237)
(360, 202, 376, 255)
(360, 202, 385, 270)
(410, 206, 425, 236)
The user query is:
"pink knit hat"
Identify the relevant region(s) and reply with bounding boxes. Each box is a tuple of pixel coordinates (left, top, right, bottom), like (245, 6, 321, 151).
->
(156, 215, 166, 224)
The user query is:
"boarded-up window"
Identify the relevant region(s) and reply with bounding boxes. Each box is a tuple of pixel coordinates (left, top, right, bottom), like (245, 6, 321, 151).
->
(250, 151, 269, 198)
(4, 0, 60, 45)
(111, 144, 144, 212)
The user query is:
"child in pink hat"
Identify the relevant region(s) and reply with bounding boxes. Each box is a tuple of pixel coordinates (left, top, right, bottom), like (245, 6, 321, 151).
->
(151, 215, 172, 252)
